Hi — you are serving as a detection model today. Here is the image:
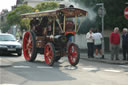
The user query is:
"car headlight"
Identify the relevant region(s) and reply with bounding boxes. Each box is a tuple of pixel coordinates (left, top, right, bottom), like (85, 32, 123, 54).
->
(16, 45, 22, 48)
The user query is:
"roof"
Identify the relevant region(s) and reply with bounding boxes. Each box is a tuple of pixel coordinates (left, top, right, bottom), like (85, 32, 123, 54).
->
(21, 8, 88, 18)
(0, 33, 13, 36)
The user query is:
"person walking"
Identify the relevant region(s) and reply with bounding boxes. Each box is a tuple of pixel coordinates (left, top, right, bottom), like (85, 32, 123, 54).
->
(92, 29, 103, 58)
(86, 29, 94, 58)
(122, 28, 128, 60)
(110, 27, 120, 60)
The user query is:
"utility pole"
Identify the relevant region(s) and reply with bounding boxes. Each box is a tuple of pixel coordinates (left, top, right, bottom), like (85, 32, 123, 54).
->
(96, 3, 106, 58)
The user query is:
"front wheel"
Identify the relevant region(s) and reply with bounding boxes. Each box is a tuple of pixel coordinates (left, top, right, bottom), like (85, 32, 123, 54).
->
(68, 43, 80, 66)
(44, 43, 56, 66)
(23, 31, 37, 62)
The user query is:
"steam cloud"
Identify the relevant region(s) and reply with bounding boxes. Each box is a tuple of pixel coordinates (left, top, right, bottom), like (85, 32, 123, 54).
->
(60, 0, 97, 21)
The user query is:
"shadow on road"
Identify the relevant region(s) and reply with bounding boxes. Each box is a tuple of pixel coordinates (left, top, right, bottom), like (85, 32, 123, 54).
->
(5, 60, 76, 82)
(0, 53, 21, 57)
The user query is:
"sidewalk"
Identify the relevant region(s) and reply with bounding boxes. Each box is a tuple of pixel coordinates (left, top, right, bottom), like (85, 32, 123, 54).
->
(80, 52, 128, 65)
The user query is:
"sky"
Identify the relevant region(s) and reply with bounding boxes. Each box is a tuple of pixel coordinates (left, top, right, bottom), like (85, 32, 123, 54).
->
(0, 0, 16, 12)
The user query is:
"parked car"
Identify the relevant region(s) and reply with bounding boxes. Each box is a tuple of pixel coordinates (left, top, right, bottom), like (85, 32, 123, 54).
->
(0, 33, 22, 56)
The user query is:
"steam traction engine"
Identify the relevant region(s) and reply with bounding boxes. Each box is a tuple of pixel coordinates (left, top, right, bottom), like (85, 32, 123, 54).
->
(22, 7, 88, 66)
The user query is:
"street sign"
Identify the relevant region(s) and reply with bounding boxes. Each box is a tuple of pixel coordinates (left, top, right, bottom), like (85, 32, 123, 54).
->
(98, 7, 106, 18)
(124, 7, 128, 19)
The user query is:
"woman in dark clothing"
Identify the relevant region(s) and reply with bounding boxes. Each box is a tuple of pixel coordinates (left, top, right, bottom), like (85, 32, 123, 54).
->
(122, 28, 128, 60)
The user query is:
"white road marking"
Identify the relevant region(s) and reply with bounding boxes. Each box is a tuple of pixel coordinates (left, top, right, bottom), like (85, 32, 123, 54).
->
(13, 65, 30, 68)
(104, 69, 121, 73)
(37, 66, 53, 69)
(64, 66, 77, 70)
(83, 67, 98, 71)
(119, 65, 128, 68)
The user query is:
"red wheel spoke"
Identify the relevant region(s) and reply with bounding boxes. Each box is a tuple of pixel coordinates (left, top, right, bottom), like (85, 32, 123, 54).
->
(28, 44, 32, 49)
(24, 37, 28, 42)
(48, 50, 52, 62)
(68, 43, 80, 66)
(25, 48, 28, 51)
(44, 43, 55, 66)
(23, 32, 36, 61)
(72, 52, 77, 57)
(49, 49, 53, 57)
(49, 55, 52, 60)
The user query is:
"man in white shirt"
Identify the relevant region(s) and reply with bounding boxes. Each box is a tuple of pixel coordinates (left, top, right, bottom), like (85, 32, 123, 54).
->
(92, 29, 103, 58)
(86, 29, 94, 58)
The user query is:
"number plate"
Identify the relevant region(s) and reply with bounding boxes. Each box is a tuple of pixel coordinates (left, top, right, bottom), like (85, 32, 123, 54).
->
(8, 48, 16, 51)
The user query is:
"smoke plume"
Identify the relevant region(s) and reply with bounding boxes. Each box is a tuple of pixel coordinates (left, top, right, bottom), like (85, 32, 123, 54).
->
(60, 0, 97, 21)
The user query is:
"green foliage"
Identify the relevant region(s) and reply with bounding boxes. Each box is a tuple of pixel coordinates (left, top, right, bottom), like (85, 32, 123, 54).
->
(7, 5, 35, 25)
(0, 23, 10, 33)
(7, 2, 59, 31)
(103, 0, 128, 30)
(20, 18, 31, 31)
(36, 1, 59, 11)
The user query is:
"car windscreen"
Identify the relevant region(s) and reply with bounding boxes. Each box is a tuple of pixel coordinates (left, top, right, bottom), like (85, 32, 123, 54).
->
(0, 35, 16, 41)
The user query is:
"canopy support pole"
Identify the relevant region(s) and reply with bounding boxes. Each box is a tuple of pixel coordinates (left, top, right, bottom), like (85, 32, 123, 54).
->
(56, 15, 63, 33)
(63, 16, 66, 32)
(77, 19, 84, 32)
(75, 15, 77, 32)
(53, 18, 55, 35)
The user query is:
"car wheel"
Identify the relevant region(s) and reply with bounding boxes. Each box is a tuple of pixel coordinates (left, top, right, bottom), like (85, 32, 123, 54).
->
(18, 52, 22, 56)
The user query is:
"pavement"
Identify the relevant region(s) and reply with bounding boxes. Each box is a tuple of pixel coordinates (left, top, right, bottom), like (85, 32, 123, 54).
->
(80, 52, 128, 65)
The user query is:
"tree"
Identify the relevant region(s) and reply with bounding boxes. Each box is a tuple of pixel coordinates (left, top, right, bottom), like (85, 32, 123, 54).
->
(0, 23, 10, 33)
(74, 0, 128, 33)
(103, 0, 128, 30)
(20, 18, 31, 31)
(7, 2, 59, 31)
(36, 1, 59, 11)
(7, 5, 35, 30)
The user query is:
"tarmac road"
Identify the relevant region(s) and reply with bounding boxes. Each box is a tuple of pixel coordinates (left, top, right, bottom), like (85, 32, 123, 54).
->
(0, 53, 128, 85)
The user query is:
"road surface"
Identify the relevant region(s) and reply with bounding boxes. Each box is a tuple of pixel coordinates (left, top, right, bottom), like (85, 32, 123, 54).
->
(0, 54, 128, 85)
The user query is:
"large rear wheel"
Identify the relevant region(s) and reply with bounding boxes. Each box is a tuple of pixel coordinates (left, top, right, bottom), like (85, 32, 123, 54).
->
(44, 43, 56, 66)
(68, 43, 80, 66)
(23, 31, 37, 62)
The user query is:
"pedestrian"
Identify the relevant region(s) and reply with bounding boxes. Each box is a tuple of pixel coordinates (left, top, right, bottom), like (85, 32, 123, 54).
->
(16, 29, 22, 41)
(22, 29, 26, 39)
(92, 29, 103, 58)
(122, 28, 128, 60)
(110, 27, 120, 60)
(86, 29, 94, 58)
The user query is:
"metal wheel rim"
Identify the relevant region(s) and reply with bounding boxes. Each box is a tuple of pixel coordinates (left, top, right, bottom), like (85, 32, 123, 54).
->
(44, 44, 53, 65)
(23, 32, 33, 61)
(68, 44, 78, 65)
